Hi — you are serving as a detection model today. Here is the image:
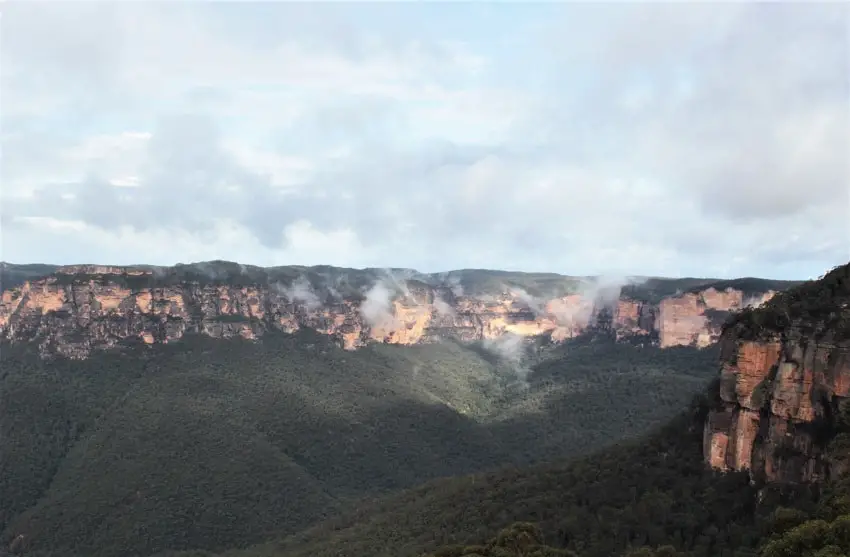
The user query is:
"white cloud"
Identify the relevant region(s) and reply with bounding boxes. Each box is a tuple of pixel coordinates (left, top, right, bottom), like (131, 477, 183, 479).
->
(1, 2, 847, 279)
(360, 281, 398, 330)
(222, 142, 315, 189)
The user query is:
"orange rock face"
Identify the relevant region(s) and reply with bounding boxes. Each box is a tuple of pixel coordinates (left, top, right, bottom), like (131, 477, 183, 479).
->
(704, 329, 850, 483)
(657, 287, 755, 348)
(0, 269, 777, 360)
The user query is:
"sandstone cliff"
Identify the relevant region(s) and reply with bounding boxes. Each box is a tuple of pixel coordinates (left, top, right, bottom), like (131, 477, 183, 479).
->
(704, 262, 850, 483)
(0, 262, 789, 359)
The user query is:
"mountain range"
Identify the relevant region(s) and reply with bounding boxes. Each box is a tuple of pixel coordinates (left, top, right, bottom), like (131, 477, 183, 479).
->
(2, 260, 848, 557)
(0, 261, 798, 359)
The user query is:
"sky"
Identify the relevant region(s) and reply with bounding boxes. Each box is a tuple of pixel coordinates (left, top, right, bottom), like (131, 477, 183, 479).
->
(1, 1, 848, 280)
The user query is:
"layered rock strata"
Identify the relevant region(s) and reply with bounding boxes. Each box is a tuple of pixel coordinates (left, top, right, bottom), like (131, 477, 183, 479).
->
(704, 327, 850, 483)
(0, 266, 776, 359)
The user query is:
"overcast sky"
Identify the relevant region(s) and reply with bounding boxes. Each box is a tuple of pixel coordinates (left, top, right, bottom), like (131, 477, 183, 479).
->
(1, 2, 848, 280)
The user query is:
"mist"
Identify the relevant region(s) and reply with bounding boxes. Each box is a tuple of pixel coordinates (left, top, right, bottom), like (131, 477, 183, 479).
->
(482, 333, 531, 386)
(360, 280, 400, 330)
(283, 276, 323, 311)
(433, 295, 455, 317)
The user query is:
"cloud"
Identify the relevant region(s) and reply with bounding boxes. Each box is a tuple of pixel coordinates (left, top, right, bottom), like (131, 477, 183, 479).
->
(510, 287, 545, 315)
(280, 276, 323, 311)
(433, 295, 455, 317)
(510, 276, 644, 329)
(359, 281, 399, 331)
(2, 3, 847, 279)
(482, 333, 530, 386)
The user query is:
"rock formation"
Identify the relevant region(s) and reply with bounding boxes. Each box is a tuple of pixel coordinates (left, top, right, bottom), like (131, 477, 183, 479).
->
(703, 262, 850, 483)
(0, 263, 786, 359)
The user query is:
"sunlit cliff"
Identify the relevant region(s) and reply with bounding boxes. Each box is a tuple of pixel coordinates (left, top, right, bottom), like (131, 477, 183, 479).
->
(0, 262, 792, 359)
(704, 262, 850, 483)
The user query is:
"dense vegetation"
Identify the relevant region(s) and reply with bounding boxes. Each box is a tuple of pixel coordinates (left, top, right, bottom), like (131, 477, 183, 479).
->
(0, 261, 820, 557)
(417, 471, 850, 557)
(423, 522, 578, 557)
(220, 385, 827, 557)
(0, 263, 59, 290)
(1, 331, 718, 557)
(728, 263, 850, 341)
(620, 277, 801, 305)
(209, 263, 845, 557)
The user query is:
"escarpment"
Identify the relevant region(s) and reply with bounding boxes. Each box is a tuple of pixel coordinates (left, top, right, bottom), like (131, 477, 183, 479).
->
(0, 263, 788, 359)
(703, 262, 850, 483)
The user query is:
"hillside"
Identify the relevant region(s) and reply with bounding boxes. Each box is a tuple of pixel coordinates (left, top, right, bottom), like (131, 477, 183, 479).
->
(210, 263, 850, 557)
(0, 261, 800, 359)
(1, 330, 719, 557)
(0, 261, 811, 557)
(214, 392, 788, 557)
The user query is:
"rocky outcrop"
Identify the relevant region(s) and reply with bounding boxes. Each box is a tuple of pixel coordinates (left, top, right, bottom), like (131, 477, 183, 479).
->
(0, 264, 780, 359)
(703, 263, 850, 483)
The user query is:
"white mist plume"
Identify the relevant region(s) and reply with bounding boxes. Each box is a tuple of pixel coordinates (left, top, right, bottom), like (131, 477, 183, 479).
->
(327, 284, 342, 301)
(744, 292, 774, 308)
(483, 333, 530, 386)
(318, 271, 348, 301)
(509, 286, 545, 315)
(588, 275, 634, 307)
(547, 296, 595, 328)
(502, 275, 646, 329)
(434, 295, 455, 317)
(195, 261, 222, 280)
(434, 272, 465, 297)
(380, 269, 413, 300)
(283, 275, 322, 311)
(448, 275, 464, 297)
(360, 269, 439, 331)
(360, 280, 400, 330)
(556, 275, 646, 326)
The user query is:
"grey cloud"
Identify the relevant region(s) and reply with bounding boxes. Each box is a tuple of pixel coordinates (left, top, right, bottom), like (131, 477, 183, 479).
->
(3, 2, 847, 279)
(273, 96, 410, 155)
(8, 113, 516, 252)
(9, 114, 299, 247)
(533, 3, 848, 223)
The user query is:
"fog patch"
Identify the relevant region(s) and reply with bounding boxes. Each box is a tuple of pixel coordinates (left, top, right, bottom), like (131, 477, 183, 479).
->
(360, 280, 400, 330)
(557, 275, 647, 326)
(318, 271, 351, 301)
(547, 296, 595, 328)
(744, 291, 775, 308)
(326, 284, 342, 301)
(434, 295, 455, 317)
(151, 266, 169, 279)
(194, 261, 223, 280)
(483, 333, 531, 387)
(509, 286, 545, 315)
(283, 275, 323, 311)
(447, 275, 464, 297)
(433, 272, 465, 297)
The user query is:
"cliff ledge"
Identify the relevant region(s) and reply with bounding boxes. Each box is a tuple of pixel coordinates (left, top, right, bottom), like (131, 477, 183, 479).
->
(704, 262, 850, 483)
(0, 262, 792, 359)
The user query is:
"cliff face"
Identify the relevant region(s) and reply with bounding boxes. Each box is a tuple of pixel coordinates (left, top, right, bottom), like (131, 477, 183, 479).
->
(703, 263, 850, 483)
(0, 264, 781, 359)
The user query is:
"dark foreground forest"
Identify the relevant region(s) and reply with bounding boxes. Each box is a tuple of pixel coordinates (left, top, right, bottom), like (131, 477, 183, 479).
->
(2, 331, 717, 557)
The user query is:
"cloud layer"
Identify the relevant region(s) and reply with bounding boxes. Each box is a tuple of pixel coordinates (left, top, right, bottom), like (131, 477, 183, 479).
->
(2, 3, 847, 279)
